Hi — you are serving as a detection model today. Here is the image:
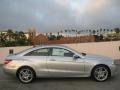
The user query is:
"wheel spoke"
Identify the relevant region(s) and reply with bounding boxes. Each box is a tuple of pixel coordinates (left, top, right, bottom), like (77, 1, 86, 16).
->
(94, 66, 108, 81)
(18, 68, 34, 83)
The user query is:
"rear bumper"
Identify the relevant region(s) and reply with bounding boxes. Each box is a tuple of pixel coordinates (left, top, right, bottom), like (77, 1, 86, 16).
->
(2, 65, 17, 76)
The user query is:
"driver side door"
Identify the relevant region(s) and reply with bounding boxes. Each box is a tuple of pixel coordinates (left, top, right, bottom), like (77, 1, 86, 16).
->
(47, 47, 85, 77)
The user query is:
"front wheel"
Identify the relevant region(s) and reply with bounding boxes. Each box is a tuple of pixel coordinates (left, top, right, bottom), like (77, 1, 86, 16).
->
(17, 67, 35, 84)
(92, 65, 110, 82)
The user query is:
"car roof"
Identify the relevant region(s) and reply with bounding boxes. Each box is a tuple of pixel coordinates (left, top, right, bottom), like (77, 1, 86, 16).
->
(12, 44, 84, 58)
(32, 44, 73, 51)
(15, 44, 80, 56)
(34, 44, 68, 48)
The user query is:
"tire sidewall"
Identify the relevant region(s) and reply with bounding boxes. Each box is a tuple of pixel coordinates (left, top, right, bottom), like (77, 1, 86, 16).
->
(92, 65, 109, 82)
(17, 67, 35, 84)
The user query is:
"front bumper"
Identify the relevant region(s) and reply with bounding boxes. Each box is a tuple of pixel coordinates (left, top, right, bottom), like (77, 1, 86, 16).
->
(110, 64, 118, 76)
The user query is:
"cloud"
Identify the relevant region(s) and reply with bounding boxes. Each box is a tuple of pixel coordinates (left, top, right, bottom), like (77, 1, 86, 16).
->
(0, 0, 120, 32)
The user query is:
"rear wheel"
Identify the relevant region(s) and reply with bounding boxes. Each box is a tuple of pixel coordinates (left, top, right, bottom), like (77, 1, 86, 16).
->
(17, 67, 35, 84)
(92, 65, 110, 82)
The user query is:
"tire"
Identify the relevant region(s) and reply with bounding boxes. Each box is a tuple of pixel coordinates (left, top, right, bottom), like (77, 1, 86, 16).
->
(17, 67, 35, 84)
(92, 65, 110, 82)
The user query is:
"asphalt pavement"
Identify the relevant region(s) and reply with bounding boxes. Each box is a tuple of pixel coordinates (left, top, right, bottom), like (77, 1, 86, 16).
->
(0, 65, 120, 90)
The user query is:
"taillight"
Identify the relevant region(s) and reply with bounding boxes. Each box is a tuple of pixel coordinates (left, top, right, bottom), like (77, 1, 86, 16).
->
(4, 59, 12, 64)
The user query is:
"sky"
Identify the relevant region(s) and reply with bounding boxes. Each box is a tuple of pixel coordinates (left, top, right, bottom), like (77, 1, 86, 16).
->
(0, 0, 120, 32)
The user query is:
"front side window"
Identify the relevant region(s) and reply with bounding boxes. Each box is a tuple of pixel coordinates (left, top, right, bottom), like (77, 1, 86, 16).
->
(52, 48, 64, 56)
(52, 48, 74, 57)
(25, 48, 50, 56)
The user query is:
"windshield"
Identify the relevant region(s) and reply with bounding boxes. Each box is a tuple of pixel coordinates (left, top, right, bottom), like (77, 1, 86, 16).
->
(63, 45, 86, 56)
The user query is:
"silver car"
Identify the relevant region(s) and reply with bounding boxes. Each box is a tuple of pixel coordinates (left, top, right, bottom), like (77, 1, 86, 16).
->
(3, 45, 116, 83)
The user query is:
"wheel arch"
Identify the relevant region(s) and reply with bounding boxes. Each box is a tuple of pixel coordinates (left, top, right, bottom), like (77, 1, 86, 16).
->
(91, 64, 111, 77)
(16, 65, 36, 78)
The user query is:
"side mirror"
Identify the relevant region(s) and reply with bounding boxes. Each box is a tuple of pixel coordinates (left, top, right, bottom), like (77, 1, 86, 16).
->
(73, 55, 80, 60)
(81, 53, 86, 56)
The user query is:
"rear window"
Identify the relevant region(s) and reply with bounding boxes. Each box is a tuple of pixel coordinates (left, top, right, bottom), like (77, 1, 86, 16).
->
(14, 47, 33, 55)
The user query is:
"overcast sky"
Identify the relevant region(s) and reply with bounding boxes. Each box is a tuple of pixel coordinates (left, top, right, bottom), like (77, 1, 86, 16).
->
(0, 0, 120, 32)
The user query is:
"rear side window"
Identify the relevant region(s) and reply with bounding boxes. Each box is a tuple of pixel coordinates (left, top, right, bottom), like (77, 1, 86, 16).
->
(24, 48, 50, 56)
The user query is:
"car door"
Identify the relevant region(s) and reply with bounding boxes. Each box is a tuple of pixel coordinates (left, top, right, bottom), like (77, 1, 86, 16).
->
(47, 47, 85, 77)
(23, 48, 50, 76)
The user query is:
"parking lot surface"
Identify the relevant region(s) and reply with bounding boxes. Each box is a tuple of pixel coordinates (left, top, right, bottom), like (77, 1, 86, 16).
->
(0, 65, 120, 90)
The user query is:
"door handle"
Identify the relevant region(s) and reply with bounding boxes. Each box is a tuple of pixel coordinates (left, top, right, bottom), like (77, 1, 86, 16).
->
(49, 59, 56, 61)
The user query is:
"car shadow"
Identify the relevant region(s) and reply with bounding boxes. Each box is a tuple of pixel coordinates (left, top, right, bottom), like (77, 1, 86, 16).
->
(34, 77, 95, 83)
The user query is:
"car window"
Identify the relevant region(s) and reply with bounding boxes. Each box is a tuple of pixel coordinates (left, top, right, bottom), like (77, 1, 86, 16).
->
(52, 48, 74, 57)
(25, 48, 50, 56)
(64, 49, 74, 57)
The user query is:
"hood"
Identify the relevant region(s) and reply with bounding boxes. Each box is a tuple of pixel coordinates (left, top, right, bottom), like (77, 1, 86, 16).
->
(82, 53, 114, 65)
(85, 54, 109, 59)
(84, 53, 112, 61)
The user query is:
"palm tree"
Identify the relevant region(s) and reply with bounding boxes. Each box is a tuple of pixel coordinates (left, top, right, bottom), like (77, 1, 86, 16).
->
(92, 30, 96, 35)
(89, 30, 92, 35)
(114, 28, 120, 40)
(0, 33, 7, 42)
(45, 33, 48, 36)
(111, 29, 113, 33)
(107, 29, 109, 34)
(77, 31, 81, 36)
(0, 32, 7, 46)
(72, 29, 75, 33)
(14, 31, 19, 40)
(7, 29, 14, 41)
(114, 28, 120, 34)
(18, 31, 26, 40)
(49, 32, 52, 36)
(15, 31, 27, 45)
(97, 30, 99, 35)
(103, 29, 106, 33)
(57, 32, 60, 36)
(64, 29, 68, 37)
(100, 28, 102, 34)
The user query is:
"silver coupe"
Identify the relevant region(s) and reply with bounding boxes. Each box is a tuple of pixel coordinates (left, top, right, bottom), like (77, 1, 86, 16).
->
(3, 45, 116, 83)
